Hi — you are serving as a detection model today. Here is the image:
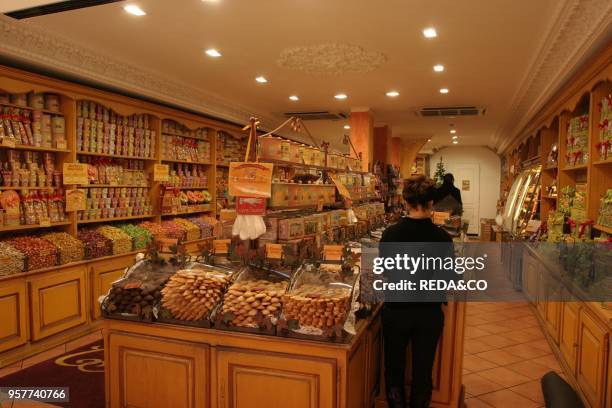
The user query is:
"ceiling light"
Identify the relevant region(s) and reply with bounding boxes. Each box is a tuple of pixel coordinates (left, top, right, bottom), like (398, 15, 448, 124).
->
(334, 93, 348, 100)
(439, 88, 449, 94)
(423, 27, 437, 38)
(427, 139, 431, 142)
(205, 49, 222, 58)
(453, 140, 458, 144)
(386, 91, 400, 97)
(255, 76, 268, 83)
(344, 125, 350, 130)
(433, 64, 444, 72)
(289, 95, 299, 101)
(450, 129, 456, 134)
(124, 5, 146, 16)
(452, 136, 458, 140)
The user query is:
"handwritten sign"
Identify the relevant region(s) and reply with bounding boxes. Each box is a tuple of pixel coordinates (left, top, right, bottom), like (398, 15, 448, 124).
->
(265, 243, 283, 260)
(213, 239, 231, 254)
(228, 162, 273, 198)
(323, 245, 344, 261)
(63, 163, 89, 185)
(39, 216, 51, 227)
(65, 189, 86, 212)
(56, 140, 67, 150)
(153, 164, 170, 182)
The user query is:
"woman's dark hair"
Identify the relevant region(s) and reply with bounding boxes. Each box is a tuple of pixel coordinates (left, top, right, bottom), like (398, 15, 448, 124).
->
(403, 175, 436, 208)
(443, 173, 454, 184)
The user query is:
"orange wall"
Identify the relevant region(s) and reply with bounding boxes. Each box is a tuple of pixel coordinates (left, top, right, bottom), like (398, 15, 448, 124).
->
(390, 137, 401, 167)
(373, 125, 391, 165)
(400, 139, 428, 176)
(350, 111, 374, 172)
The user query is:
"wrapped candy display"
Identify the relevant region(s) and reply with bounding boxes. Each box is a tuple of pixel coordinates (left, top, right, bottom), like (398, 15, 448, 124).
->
(78, 228, 112, 259)
(138, 221, 166, 241)
(161, 220, 187, 242)
(118, 224, 153, 250)
(161, 119, 210, 163)
(96, 225, 133, 255)
(597, 189, 612, 228)
(6, 236, 58, 271)
(186, 217, 214, 238)
(0, 241, 25, 276)
(566, 114, 589, 167)
(598, 95, 612, 161)
(80, 156, 148, 186)
(42, 232, 84, 265)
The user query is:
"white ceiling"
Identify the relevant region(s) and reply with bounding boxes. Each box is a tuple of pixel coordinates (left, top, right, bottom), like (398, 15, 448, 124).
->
(2, 0, 611, 153)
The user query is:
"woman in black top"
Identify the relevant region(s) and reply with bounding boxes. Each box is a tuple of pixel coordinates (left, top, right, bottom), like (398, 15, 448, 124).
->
(434, 173, 462, 216)
(380, 175, 453, 408)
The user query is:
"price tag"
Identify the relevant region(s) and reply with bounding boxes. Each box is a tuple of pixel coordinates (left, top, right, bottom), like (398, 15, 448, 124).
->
(213, 239, 231, 254)
(55, 140, 67, 150)
(65, 190, 86, 212)
(153, 164, 170, 182)
(265, 243, 283, 260)
(323, 245, 344, 261)
(39, 217, 51, 227)
(62, 163, 89, 185)
(0, 138, 16, 148)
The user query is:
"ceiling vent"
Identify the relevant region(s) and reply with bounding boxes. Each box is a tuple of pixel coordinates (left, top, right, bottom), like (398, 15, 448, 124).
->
(416, 106, 486, 117)
(283, 111, 348, 121)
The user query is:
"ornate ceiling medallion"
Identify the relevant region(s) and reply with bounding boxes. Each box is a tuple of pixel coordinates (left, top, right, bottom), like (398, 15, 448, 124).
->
(277, 43, 387, 76)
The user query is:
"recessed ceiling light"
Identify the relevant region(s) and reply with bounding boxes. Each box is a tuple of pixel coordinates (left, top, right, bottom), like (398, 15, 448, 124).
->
(386, 91, 400, 97)
(124, 5, 146, 16)
(427, 139, 431, 142)
(433, 64, 444, 72)
(452, 135, 458, 140)
(423, 27, 437, 38)
(450, 129, 456, 134)
(334, 93, 348, 100)
(453, 140, 458, 144)
(205, 49, 222, 58)
(439, 88, 449, 94)
(255, 76, 268, 83)
(344, 125, 350, 130)
(289, 95, 299, 101)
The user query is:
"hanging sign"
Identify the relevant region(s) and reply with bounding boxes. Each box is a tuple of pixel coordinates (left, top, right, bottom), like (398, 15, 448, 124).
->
(228, 162, 273, 198)
(65, 190, 86, 212)
(236, 196, 267, 215)
(323, 245, 344, 261)
(62, 163, 89, 185)
(153, 164, 170, 182)
(329, 174, 351, 199)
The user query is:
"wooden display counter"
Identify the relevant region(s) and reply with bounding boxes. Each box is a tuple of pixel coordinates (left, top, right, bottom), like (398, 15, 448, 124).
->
(522, 245, 611, 408)
(103, 302, 465, 408)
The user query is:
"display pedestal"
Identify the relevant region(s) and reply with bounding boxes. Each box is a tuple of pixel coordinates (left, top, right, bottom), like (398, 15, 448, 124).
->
(103, 302, 465, 408)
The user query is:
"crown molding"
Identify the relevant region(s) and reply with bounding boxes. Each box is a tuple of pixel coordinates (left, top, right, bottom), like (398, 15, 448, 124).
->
(0, 15, 281, 130)
(494, 0, 612, 153)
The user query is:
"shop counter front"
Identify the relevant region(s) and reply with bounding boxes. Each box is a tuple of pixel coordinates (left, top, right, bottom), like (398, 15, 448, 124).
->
(103, 302, 465, 408)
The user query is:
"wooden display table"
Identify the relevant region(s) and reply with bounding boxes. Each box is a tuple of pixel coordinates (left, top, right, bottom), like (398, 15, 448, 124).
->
(103, 302, 465, 408)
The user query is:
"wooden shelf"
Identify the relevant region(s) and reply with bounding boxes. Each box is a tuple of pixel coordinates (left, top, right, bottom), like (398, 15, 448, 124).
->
(594, 224, 612, 234)
(542, 195, 558, 200)
(0, 101, 64, 116)
(161, 208, 213, 216)
(77, 214, 155, 225)
(162, 158, 212, 165)
(79, 184, 149, 188)
(161, 186, 209, 190)
(544, 165, 558, 171)
(593, 159, 612, 166)
(77, 151, 157, 161)
(162, 131, 209, 141)
(0, 143, 70, 153)
(0, 221, 71, 233)
(216, 163, 230, 168)
(562, 164, 588, 171)
(0, 186, 61, 190)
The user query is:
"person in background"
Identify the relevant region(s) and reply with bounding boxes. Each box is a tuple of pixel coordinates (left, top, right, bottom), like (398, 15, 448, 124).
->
(434, 173, 462, 216)
(379, 175, 453, 408)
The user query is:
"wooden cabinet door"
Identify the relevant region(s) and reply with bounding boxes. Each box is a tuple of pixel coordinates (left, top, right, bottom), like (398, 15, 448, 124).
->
(0, 279, 28, 353)
(108, 333, 208, 408)
(90, 254, 133, 320)
(545, 299, 562, 344)
(559, 301, 580, 374)
(576, 309, 609, 408)
(536, 272, 547, 320)
(522, 252, 538, 304)
(365, 318, 382, 408)
(29, 265, 87, 341)
(216, 348, 336, 408)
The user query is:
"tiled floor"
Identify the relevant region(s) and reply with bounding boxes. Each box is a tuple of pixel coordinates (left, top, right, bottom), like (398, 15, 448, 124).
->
(463, 302, 563, 407)
(0, 330, 103, 408)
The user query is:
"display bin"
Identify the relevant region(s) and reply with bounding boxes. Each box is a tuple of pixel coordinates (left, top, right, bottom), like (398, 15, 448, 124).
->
(277, 262, 357, 343)
(157, 262, 238, 328)
(212, 264, 290, 335)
